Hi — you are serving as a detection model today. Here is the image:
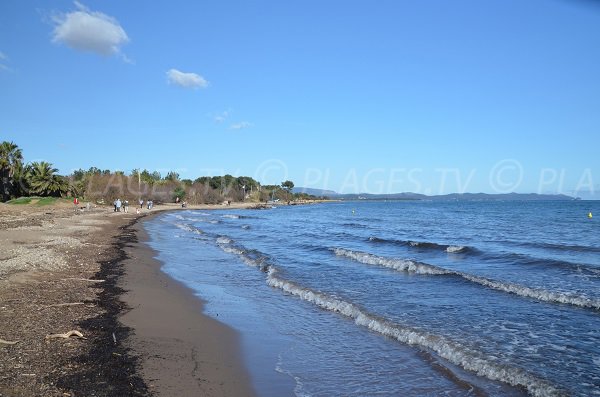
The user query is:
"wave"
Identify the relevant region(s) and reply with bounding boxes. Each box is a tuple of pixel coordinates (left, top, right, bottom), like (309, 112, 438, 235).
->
(342, 223, 370, 229)
(266, 267, 563, 397)
(368, 237, 473, 254)
(174, 222, 204, 235)
(221, 214, 258, 220)
(216, 239, 271, 272)
(333, 248, 600, 310)
(478, 250, 600, 278)
(209, 235, 562, 395)
(511, 240, 600, 255)
(216, 236, 232, 244)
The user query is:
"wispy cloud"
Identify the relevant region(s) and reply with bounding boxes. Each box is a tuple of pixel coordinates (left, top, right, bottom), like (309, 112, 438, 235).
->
(166, 68, 208, 89)
(0, 51, 10, 72)
(230, 121, 252, 130)
(51, 2, 129, 58)
(214, 110, 229, 123)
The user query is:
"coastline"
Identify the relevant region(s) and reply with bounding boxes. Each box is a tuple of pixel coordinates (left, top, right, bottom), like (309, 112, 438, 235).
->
(120, 212, 257, 396)
(0, 202, 261, 396)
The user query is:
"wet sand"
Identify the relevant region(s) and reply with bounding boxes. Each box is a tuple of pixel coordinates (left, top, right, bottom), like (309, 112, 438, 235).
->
(120, 215, 257, 397)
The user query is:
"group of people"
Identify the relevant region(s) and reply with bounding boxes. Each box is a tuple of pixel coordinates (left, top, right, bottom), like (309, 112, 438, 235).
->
(113, 198, 130, 212)
(113, 198, 155, 213)
(141, 199, 154, 210)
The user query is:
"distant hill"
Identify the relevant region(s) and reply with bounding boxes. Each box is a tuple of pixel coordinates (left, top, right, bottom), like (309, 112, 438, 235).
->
(294, 188, 574, 201)
(293, 187, 339, 197)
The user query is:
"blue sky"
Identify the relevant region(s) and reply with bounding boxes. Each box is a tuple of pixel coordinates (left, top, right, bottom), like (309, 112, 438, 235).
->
(1, 0, 599, 197)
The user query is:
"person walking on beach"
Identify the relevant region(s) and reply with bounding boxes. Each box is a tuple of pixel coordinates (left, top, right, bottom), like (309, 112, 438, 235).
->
(73, 197, 79, 212)
(113, 199, 117, 212)
(139, 199, 144, 209)
(123, 200, 129, 213)
(116, 198, 122, 212)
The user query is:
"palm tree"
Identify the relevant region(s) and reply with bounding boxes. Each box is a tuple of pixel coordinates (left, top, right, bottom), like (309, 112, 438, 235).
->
(0, 141, 23, 201)
(26, 161, 68, 197)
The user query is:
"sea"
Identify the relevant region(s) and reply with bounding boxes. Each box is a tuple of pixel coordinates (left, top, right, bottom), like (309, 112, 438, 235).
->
(142, 200, 600, 397)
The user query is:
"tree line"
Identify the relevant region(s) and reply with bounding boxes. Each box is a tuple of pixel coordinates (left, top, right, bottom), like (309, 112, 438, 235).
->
(0, 141, 325, 204)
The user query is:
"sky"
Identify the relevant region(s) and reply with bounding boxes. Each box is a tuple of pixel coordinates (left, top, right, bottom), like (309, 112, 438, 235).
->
(1, 0, 599, 197)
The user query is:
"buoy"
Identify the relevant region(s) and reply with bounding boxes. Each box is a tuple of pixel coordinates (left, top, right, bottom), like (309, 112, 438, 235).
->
(588, 212, 593, 219)
(352, 209, 355, 214)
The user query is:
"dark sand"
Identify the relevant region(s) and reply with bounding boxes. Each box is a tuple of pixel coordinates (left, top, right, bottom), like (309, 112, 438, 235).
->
(120, 215, 257, 397)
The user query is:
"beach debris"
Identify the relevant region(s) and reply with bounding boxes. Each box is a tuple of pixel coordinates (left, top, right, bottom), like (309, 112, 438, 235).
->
(112, 332, 117, 344)
(0, 338, 19, 345)
(45, 330, 85, 340)
(43, 302, 86, 308)
(63, 277, 105, 283)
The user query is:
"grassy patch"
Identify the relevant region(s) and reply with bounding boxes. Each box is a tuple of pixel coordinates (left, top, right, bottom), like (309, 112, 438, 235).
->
(7, 197, 33, 205)
(36, 197, 60, 206)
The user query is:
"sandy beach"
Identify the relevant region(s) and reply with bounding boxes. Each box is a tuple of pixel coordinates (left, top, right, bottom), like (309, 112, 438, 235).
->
(0, 201, 259, 396)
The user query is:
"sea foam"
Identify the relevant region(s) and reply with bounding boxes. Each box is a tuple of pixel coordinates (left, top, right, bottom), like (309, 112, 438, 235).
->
(333, 248, 600, 310)
(266, 267, 563, 397)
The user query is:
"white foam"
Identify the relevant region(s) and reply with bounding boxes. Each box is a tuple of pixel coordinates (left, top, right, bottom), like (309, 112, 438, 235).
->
(266, 268, 563, 397)
(334, 248, 600, 310)
(222, 214, 240, 219)
(174, 222, 203, 235)
(446, 245, 466, 253)
(333, 248, 450, 275)
(221, 246, 244, 256)
(216, 237, 232, 244)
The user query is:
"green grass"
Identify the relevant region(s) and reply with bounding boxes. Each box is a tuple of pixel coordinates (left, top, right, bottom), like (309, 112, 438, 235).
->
(6, 196, 66, 206)
(36, 197, 59, 206)
(7, 197, 33, 205)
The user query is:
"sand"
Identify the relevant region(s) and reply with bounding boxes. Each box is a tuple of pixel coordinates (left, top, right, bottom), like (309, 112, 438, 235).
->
(0, 201, 259, 396)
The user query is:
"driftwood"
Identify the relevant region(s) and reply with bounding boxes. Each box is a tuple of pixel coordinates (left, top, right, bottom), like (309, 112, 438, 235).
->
(44, 302, 86, 308)
(45, 330, 85, 340)
(63, 278, 105, 283)
(0, 339, 18, 345)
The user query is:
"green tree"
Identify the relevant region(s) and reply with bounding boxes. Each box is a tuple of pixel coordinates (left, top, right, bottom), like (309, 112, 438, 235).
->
(281, 180, 294, 203)
(0, 141, 23, 201)
(172, 186, 186, 202)
(164, 171, 180, 182)
(26, 161, 68, 197)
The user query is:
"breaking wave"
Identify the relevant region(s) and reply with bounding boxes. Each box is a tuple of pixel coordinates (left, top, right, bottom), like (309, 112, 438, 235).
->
(368, 237, 473, 254)
(333, 248, 600, 310)
(174, 222, 203, 235)
(266, 267, 563, 397)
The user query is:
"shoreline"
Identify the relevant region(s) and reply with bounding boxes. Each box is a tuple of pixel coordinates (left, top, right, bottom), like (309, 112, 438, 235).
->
(0, 202, 264, 396)
(120, 212, 257, 396)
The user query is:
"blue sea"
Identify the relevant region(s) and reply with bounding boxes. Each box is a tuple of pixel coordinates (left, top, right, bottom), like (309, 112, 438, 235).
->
(143, 200, 600, 397)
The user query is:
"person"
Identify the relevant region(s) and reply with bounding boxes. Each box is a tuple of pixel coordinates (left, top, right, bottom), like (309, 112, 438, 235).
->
(147, 200, 151, 210)
(116, 198, 122, 212)
(139, 199, 144, 209)
(113, 199, 117, 212)
(182, 200, 187, 208)
(123, 200, 129, 213)
(73, 197, 79, 211)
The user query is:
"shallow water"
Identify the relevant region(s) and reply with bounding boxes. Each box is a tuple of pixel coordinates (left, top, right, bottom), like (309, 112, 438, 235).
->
(145, 200, 600, 396)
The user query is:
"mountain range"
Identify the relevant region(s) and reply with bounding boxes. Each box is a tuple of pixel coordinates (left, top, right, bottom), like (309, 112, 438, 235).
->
(293, 188, 575, 201)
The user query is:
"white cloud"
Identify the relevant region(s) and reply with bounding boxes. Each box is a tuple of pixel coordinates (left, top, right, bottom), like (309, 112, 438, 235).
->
(0, 51, 10, 72)
(214, 110, 229, 123)
(230, 121, 252, 130)
(166, 68, 208, 89)
(52, 2, 129, 57)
